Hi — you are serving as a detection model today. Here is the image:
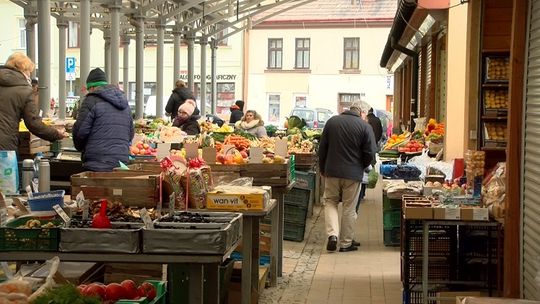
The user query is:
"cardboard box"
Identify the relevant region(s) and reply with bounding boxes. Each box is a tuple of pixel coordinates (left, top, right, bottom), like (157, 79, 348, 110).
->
(403, 198, 433, 219)
(435, 291, 481, 304)
(433, 207, 461, 220)
(423, 185, 443, 196)
(206, 190, 269, 211)
(461, 207, 489, 221)
(456, 297, 540, 304)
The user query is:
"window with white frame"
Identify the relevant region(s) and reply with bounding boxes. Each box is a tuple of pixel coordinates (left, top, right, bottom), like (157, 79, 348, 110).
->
(268, 39, 283, 69)
(18, 18, 26, 49)
(343, 37, 359, 70)
(68, 21, 79, 48)
(268, 94, 280, 122)
(294, 95, 307, 108)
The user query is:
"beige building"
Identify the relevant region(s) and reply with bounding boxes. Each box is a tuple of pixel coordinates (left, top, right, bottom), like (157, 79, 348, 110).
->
(246, 0, 396, 125)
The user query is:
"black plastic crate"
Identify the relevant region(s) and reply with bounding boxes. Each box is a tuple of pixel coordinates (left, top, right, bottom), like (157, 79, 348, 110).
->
(404, 221, 458, 257)
(383, 227, 400, 247)
(284, 220, 306, 242)
(284, 203, 308, 224)
(403, 289, 438, 304)
(406, 257, 455, 283)
(284, 187, 311, 208)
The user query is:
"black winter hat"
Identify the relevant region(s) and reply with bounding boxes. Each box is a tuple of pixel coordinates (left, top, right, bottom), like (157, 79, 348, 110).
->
(86, 68, 108, 88)
(235, 100, 244, 111)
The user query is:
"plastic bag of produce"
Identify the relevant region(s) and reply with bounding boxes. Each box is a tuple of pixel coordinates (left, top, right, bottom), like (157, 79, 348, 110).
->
(182, 167, 210, 209)
(0, 151, 18, 195)
(367, 169, 379, 189)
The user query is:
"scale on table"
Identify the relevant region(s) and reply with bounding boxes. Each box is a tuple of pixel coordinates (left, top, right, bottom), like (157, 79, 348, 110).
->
(56, 149, 81, 161)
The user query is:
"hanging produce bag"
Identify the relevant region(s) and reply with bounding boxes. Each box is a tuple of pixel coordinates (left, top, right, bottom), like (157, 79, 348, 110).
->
(367, 169, 379, 189)
(0, 151, 18, 195)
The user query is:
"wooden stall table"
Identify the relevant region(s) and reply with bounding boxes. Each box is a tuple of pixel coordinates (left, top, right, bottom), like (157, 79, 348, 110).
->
(208, 162, 295, 277)
(0, 248, 237, 304)
(204, 199, 278, 304)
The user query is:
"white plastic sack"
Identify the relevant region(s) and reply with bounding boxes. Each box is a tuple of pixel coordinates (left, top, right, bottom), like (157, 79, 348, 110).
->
(0, 151, 18, 195)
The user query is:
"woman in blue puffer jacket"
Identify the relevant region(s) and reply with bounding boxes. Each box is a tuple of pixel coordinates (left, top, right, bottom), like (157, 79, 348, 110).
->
(72, 68, 134, 171)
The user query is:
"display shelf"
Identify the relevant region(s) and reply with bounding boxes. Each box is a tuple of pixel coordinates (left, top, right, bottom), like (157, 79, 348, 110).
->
(481, 116, 508, 120)
(481, 83, 508, 88)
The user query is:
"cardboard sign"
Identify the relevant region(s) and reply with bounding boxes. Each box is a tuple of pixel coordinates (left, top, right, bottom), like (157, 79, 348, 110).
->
(221, 145, 236, 155)
(202, 147, 217, 164)
(12, 198, 29, 215)
(53, 204, 71, 225)
(81, 200, 90, 220)
(184, 142, 199, 159)
(157, 142, 172, 160)
(250, 147, 264, 164)
(275, 138, 288, 157)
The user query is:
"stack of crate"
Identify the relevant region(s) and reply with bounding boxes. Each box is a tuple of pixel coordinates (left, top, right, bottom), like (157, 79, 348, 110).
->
(283, 187, 311, 242)
(382, 191, 402, 246)
(294, 170, 316, 216)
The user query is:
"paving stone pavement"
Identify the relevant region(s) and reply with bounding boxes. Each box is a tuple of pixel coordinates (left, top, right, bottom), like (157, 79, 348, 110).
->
(259, 183, 402, 304)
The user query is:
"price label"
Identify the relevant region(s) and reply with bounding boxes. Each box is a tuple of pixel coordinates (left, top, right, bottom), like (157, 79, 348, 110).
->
(202, 147, 217, 164)
(473, 208, 488, 221)
(140, 208, 154, 229)
(82, 200, 90, 220)
(0, 208, 7, 227)
(157, 143, 172, 160)
(445, 208, 460, 220)
(0, 192, 6, 209)
(249, 147, 264, 164)
(12, 198, 29, 215)
(184, 142, 199, 159)
(275, 138, 288, 157)
(53, 204, 71, 225)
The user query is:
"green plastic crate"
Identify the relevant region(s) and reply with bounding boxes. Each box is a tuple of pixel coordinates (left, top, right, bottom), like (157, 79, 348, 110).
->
(383, 209, 401, 230)
(383, 227, 400, 247)
(284, 187, 311, 208)
(284, 220, 306, 242)
(116, 280, 167, 304)
(0, 218, 61, 251)
(284, 203, 308, 224)
(383, 194, 402, 210)
(294, 170, 316, 190)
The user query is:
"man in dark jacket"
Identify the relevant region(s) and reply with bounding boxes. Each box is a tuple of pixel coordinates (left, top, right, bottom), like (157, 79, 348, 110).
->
(72, 68, 134, 172)
(319, 102, 377, 252)
(229, 100, 244, 124)
(165, 80, 195, 120)
(367, 108, 383, 143)
(0, 52, 65, 152)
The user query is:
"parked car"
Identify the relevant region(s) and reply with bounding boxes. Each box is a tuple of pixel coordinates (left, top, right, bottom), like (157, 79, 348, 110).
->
(290, 107, 334, 129)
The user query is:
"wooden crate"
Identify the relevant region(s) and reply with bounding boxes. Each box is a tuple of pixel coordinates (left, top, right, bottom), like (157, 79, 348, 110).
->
(18, 131, 50, 155)
(291, 153, 317, 167)
(71, 171, 160, 207)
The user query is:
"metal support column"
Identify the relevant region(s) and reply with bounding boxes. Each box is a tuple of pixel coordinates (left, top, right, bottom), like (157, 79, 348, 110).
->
(134, 16, 145, 119)
(187, 34, 195, 93)
(109, 0, 121, 85)
(104, 29, 111, 80)
(57, 18, 68, 120)
(37, 0, 51, 116)
(156, 20, 165, 118)
(173, 22, 182, 85)
(200, 37, 207, 117)
(80, 0, 91, 89)
(24, 7, 37, 78)
(122, 35, 130, 98)
(210, 38, 218, 115)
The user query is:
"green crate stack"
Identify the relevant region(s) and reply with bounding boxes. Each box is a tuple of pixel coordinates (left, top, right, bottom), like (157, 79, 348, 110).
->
(284, 188, 311, 242)
(382, 192, 401, 246)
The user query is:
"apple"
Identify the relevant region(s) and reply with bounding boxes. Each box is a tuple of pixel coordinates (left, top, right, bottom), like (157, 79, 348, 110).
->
(121, 280, 139, 300)
(137, 282, 157, 301)
(240, 151, 248, 158)
(130, 147, 139, 155)
(143, 143, 149, 149)
(136, 143, 144, 150)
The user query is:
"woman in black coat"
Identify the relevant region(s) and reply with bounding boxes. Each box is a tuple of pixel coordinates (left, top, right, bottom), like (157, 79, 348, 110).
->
(229, 100, 244, 124)
(165, 80, 195, 120)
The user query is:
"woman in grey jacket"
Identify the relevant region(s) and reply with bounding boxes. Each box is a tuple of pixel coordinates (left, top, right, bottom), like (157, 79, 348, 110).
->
(234, 110, 267, 138)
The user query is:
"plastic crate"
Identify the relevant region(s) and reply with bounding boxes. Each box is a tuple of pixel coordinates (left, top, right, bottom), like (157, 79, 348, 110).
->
(294, 170, 316, 190)
(383, 227, 400, 247)
(383, 209, 401, 229)
(284, 220, 306, 242)
(0, 218, 61, 251)
(28, 190, 65, 211)
(284, 203, 308, 224)
(284, 187, 311, 208)
(403, 289, 438, 304)
(407, 257, 454, 283)
(116, 280, 167, 304)
(383, 194, 401, 210)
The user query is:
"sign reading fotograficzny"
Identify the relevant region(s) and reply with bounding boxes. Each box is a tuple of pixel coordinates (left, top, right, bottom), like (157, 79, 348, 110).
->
(178, 73, 237, 81)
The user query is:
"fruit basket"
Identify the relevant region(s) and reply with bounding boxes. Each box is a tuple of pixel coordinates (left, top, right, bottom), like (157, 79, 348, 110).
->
(142, 211, 242, 254)
(0, 217, 62, 251)
(60, 221, 143, 253)
(483, 89, 509, 116)
(484, 56, 510, 82)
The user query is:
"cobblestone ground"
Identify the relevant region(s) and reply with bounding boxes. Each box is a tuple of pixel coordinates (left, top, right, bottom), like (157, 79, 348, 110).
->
(259, 206, 325, 304)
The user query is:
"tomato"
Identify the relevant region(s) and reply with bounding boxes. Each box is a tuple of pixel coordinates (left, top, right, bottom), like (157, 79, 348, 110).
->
(138, 282, 157, 301)
(83, 283, 106, 299)
(76, 284, 87, 295)
(106, 283, 127, 301)
(121, 280, 139, 300)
